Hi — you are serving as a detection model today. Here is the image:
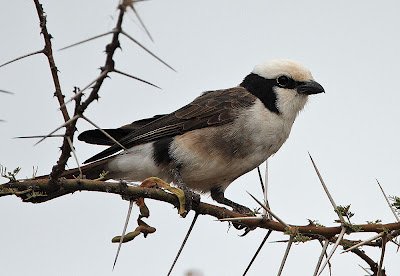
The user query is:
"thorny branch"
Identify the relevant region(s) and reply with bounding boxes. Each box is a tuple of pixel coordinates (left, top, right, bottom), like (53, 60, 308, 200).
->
(1, 178, 400, 238)
(1, 0, 399, 275)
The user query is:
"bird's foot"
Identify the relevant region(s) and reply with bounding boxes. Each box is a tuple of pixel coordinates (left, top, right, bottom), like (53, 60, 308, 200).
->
(180, 185, 200, 216)
(232, 203, 255, 216)
(141, 177, 199, 217)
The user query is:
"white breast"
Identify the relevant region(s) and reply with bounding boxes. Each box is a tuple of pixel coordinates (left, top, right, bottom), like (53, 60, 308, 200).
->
(171, 99, 297, 192)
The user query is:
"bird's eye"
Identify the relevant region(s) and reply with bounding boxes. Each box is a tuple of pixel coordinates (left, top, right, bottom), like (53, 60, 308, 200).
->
(276, 75, 290, 88)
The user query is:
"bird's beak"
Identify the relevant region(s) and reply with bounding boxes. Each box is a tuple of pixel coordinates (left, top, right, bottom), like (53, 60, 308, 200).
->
(297, 80, 325, 95)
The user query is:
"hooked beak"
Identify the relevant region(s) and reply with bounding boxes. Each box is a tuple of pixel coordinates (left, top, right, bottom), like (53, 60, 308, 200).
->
(297, 80, 325, 95)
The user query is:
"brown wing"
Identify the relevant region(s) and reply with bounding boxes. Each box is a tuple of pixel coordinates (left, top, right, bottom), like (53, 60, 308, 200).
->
(78, 115, 166, 146)
(84, 87, 255, 163)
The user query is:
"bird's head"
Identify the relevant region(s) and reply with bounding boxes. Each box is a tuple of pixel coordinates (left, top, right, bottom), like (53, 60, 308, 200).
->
(241, 59, 324, 118)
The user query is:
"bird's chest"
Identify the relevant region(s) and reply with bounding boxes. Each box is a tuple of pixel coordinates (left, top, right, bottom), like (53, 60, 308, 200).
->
(170, 108, 293, 190)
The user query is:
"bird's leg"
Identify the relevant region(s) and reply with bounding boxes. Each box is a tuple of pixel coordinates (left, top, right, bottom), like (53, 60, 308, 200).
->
(210, 188, 254, 215)
(171, 167, 200, 216)
(141, 177, 186, 216)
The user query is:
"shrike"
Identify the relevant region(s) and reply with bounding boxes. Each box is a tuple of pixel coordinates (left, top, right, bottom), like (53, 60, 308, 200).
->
(63, 59, 324, 213)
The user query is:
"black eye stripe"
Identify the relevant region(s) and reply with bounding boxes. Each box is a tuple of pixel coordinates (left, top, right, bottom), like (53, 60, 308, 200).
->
(275, 76, 304, 89)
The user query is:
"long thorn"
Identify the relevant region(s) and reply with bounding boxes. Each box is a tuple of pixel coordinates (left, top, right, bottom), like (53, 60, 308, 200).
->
(377, 234, 387, 276)
(376, 179, 400, 222)
(167, 213, 199, 276)
(112, 68, 161, 89)
(277, 236, 294, 276)
(264, 160, 271, 219)
(308, 153, 345, 223)
(66, 137, 82, 178)
(130, 6, 154, 42)
(0, 89, 14, 95)
(59, 31, 114, 51)
(317, 227, 346, 275)
(0, 49, 43, 68)
(14, 134, 65, 139)
(243, 230, 273, 275)
(120, 30, 176, 72)
(81, 115, 127, 150)
(35, 115, 80, 146)
(313, 239, 329, 276)
(247, 192, 289, 228)
(61, 70, 109, 109)
(358, 264, 373, 275)
(113, 200, 134, 270)
(256, 166, 265, 194)
(341, 232, 385, 253)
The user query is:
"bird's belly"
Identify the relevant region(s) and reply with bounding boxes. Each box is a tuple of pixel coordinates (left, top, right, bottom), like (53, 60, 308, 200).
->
(171, 124, 289, 192)
(105, 143, 172, 182)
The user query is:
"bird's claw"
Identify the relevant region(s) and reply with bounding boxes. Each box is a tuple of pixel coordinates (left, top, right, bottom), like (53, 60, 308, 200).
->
(141, 177, 198, 217)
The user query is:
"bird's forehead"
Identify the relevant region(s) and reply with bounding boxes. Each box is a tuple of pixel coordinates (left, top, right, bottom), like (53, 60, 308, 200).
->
(252, 59, 313, 82)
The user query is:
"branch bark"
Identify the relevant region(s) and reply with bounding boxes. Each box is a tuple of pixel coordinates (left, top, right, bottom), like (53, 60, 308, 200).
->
(1, 178, 400, 238)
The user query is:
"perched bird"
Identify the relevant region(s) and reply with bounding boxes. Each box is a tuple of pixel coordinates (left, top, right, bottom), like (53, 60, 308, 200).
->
(65, 59, 324, 213)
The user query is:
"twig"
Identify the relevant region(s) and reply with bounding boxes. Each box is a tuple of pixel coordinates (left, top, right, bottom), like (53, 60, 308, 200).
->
(242, 230, 273, 275)
(33, 0, 69, 123)
(167, 213, 199, 276)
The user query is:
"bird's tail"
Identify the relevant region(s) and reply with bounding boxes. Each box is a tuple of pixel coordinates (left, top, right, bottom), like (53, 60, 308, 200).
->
(35, 158, 110, 180)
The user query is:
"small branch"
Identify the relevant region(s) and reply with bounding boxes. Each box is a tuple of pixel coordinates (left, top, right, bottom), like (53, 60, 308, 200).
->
(33, 0, 69, 123)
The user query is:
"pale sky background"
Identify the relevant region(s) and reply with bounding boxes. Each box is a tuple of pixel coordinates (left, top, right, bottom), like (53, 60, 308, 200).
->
(1, 1, 400, 275)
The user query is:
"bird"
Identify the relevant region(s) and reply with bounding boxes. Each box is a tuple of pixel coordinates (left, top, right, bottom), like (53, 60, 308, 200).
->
(61, 59, 324, 214)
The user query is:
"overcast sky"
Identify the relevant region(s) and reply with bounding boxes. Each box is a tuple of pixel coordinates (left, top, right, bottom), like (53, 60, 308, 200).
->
(1, 1, 400, 275)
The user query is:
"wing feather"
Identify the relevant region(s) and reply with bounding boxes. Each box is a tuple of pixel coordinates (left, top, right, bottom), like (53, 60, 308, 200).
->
(84, 87, 255, 163)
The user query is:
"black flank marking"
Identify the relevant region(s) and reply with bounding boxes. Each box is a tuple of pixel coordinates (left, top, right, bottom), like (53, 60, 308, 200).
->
(240, 73, 280, 114)
(153, 137, 174, 165)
